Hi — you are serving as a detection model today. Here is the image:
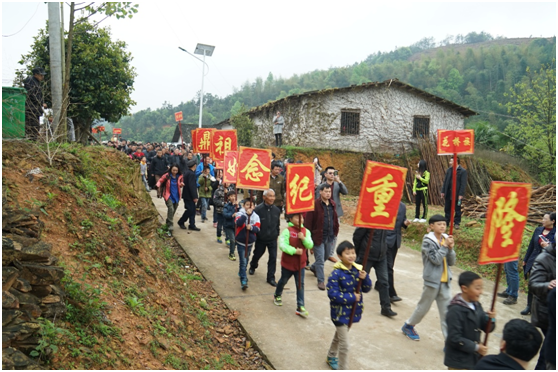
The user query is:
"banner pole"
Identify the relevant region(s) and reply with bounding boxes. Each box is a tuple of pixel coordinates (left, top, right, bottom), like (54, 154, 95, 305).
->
(449, 152, 458, 235)
(298, 212, 303, 290)
(482, 263, 502, 346)
(245, 190, 251, 259)
(348, 229, 374, 329)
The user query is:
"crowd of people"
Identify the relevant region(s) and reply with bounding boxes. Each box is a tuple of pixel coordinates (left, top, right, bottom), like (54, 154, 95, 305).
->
(104, 138, 555, 370)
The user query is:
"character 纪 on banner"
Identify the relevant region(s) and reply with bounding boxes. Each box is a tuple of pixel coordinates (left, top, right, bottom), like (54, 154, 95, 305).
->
(236, 147, 272, 190)
(224, 151, 239, 184)
(479, 182, 532, 265)
(286, 163, 315, 215)
(211, 130, 238, 161)
(354, 161, 408, 230)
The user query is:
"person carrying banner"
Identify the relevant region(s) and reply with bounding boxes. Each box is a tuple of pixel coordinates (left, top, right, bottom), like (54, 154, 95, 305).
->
(273, 214, 313, 318)
(401, 214, 456, 341)
(444, 271, 496, 369)
(441, 157, 467, 230)
(326, 241, 372, 370)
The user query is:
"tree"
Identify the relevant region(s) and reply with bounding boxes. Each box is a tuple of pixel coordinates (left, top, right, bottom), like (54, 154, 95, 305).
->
(504, 63, 556, 182)
(230, 104, 255, 147)
(17, 21, 137, 144)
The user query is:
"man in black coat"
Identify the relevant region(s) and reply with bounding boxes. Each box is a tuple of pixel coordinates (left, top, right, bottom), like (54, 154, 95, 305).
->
(150, 150, 169, 197)
(475, 319, 543, 370)
(353, 227, 396, 317)
(23, 67, 46, 141)
(177, 160, 200, 231)
(441, 157, 468, 229)
(249, 189, 281, 286)
(382, 202, 411, 302)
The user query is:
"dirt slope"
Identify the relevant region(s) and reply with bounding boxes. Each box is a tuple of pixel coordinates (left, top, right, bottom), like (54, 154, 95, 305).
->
(2, 141, 270, 370)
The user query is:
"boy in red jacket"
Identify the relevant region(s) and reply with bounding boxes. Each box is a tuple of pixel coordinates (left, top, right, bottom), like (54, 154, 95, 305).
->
(273, 214, 314, 318)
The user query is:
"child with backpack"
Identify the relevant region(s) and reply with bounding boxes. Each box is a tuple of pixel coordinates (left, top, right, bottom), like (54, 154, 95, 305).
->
(213, 182, 226, 243)
(223, 191, 238, 261)
(273, 214, 313, 318)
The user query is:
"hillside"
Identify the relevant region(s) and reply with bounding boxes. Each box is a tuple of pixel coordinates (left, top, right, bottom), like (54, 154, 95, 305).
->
(1, 141, 271, 370)
(117, 34, 555, 143)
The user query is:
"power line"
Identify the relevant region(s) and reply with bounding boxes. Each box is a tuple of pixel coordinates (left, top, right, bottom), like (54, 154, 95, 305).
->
(2, 3, 41, 37)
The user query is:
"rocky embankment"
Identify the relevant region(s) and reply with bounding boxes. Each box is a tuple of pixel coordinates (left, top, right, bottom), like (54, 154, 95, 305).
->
(2, 204, 66, 369)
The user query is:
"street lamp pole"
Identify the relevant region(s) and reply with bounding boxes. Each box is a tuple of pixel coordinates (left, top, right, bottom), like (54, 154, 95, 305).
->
(198, 49, 206, 128)
(178, 44, 215, 129)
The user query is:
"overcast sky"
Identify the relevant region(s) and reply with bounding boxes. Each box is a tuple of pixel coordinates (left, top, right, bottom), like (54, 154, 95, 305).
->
(2, 1, 556, 114)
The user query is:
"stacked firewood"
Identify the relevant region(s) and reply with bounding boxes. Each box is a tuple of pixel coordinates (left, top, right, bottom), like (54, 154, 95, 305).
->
(462, 184, 556, 224)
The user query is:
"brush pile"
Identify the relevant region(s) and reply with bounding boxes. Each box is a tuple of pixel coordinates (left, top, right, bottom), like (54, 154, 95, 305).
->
(462, 184, 556, 224)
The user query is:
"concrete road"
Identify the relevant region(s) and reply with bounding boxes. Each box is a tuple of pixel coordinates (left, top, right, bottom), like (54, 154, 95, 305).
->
(151, 193, 537, 370)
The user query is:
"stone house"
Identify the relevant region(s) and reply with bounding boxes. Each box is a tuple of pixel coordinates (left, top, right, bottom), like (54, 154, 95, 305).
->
(222, 79, 476, 152)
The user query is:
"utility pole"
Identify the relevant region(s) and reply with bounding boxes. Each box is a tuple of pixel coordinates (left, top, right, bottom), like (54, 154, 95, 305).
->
(48, 2, 63, 134)
(59, 3, 68, 140)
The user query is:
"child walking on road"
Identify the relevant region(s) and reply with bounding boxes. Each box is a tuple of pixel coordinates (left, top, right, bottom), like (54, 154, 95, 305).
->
(326, 241, 372, 370)
(402, 214, 456, 341)
(235, 199, 260, 290)
(223, 191, 238, 261)
(444, 271, 496, 369)
(213, 183, 226, 243)
(273, 214, 313, 318)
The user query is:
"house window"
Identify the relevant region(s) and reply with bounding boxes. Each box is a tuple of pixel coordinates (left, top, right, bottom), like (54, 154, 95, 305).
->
(412, 116, 430, 138)
(340, 110, 360, 135)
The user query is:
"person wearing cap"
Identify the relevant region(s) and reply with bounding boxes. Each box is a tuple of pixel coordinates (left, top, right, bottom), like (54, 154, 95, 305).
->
(23, 67, 47, 141)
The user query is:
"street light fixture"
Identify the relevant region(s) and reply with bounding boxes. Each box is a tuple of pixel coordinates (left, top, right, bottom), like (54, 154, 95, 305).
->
(178, 43, 215, 128)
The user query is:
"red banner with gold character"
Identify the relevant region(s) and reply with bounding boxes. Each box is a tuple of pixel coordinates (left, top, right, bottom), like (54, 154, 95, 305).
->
(192, 128, 214, 154)
(437, 129, 475, 155)
(479, 182, 532, 265)
(286, 163, 315, 214)
(354, 161, 408, 230)
(191, 129, 197, 149)
(211, 130, 238, 161)
(236, 147, 272, 190)
(223, 151, 238, 183)
(214, 160, 224, 170)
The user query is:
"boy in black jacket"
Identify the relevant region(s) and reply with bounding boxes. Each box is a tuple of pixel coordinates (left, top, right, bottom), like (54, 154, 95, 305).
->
(444, 271, 496, 369)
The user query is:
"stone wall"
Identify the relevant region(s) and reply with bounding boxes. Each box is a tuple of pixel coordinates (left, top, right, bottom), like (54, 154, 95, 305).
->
(252, 85, 465, 152)
(2, 204, 66, 370)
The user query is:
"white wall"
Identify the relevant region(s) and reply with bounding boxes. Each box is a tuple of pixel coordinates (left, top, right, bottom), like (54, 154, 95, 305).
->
(252, 85, 465, 152)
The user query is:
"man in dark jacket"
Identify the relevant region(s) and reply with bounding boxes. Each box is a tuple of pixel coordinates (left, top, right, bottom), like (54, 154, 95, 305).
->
(543, 288, 556, 370)
(177, 160, 200, 231)
(256, 162, 285, 211)
(353, 227, 396, 317)
(528, 242, 556, 370)
(23, 67, 46, 141)
(249, 189, 281, 286)
(382, 202, 411, 302)
(305, 183, 339, 290)
(441, 157, 467, 229)
(476, 319, 543, 370)
(150, 150, 169, 197)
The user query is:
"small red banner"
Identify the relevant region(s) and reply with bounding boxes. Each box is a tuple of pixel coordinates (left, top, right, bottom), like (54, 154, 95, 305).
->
(354, 161, 408, 230)
(236, 147, 272, 191)
(223, 151, 239, 184)
(214, 160, 224, 170)
(175, 111, 183, 122)
(112, 128, 122, 134)
(211, 130, 238, 161)
(437, 129, 475, 155)
(192, 128, 214, 154)
(479, 182, 532, 265)
(286, 163, 315, 214)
